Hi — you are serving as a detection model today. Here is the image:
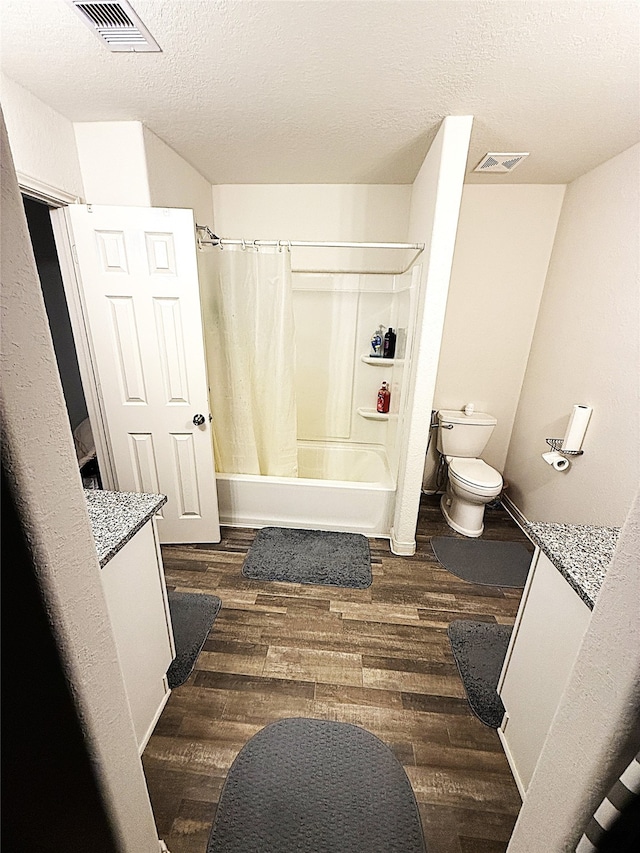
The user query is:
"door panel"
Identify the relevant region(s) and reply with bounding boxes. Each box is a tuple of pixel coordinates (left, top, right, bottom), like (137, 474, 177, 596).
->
(65, 205, 220, 544)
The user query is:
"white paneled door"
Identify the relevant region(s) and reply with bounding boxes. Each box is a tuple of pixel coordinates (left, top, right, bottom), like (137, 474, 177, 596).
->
(65, 205, 220, 544)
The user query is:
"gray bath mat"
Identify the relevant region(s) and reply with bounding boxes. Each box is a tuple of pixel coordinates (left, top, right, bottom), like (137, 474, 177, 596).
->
(166, 591, 221, 689)
(242, 527, 372, 588)
(448, 620, 512, 728)
(431, 536, 531, 588)
(207, 717, 425, 853)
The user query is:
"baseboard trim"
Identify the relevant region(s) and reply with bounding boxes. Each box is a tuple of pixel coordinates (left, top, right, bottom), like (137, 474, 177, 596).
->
(498, 725, 526, 801)
(500, 494, 529, 533)
(138, 686, 171, 756)
(390, 527, 416, 556)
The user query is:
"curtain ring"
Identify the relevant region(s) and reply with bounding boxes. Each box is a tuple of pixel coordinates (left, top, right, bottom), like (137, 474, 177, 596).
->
(241, 238, 246, 251)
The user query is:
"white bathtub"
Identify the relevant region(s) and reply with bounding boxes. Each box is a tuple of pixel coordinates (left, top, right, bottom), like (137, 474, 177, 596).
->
(215, 442, 396, 537)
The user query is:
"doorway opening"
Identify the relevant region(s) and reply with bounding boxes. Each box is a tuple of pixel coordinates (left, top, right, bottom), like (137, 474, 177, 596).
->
(22, 195, 102, 490)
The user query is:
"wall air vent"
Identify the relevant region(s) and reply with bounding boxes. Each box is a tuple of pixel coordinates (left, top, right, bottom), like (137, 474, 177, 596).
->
(66, 1, 161, 52)
(473, 153, 530, 173)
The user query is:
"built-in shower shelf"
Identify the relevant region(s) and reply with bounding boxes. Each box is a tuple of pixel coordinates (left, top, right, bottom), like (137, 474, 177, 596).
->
(357, 407, 389, 421)
(361, 355, 404, 366)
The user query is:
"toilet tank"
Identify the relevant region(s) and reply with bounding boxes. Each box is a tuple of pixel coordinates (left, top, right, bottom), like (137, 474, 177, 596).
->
(437, 410, 497, 457)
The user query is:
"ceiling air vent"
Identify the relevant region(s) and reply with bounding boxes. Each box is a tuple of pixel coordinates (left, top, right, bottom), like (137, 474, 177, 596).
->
(66, 0, 161, 52)
(473, 153, 530, 173)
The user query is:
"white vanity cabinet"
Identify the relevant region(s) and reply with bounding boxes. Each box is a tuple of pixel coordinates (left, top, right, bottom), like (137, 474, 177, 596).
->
(497, 548, 591, 795)
(100, 517, 175, 751)
(85, 489, 175, 753)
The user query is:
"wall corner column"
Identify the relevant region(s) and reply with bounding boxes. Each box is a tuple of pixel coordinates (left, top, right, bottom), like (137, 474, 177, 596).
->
(391, 115, 473, 554)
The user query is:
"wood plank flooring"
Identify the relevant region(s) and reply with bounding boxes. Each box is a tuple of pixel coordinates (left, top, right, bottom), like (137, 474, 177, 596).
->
(143, 495, 531, 853)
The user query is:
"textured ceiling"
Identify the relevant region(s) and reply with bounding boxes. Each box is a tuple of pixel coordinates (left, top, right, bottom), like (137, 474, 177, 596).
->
(1, 0, 638, 184)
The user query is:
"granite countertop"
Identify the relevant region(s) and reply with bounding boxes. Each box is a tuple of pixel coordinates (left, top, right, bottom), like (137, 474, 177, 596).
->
(524, 521, 620, 609)
(85, 489, 167, 567)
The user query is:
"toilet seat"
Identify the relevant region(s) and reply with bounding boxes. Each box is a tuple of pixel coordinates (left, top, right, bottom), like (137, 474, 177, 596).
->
(448, 458, 502, 493)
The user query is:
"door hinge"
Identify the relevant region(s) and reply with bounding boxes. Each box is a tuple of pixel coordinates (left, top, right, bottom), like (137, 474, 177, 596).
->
(71, 244, 79, 264)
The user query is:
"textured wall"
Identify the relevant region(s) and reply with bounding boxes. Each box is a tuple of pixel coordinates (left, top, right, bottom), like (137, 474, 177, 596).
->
(391, 115, 473, 553)
(143, 125, 214, 225)
(424, 184, 565, 487)
(504, 144, 640, 525)
(0, 73, 84, 196)
(74, 121, 151, 206)
(1, 109, 160, 852)
(212, 183, 411, 242)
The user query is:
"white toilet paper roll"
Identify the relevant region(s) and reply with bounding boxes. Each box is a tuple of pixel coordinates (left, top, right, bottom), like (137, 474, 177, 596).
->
(562, 405, 592, 452)
(542, 451, 571, 471)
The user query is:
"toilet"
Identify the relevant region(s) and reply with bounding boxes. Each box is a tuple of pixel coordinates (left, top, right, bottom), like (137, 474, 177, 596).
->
(436, 409, 503, 538)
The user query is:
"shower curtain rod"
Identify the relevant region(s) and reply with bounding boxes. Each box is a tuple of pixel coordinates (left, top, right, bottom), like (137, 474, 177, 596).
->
(195, 224, 424, 252)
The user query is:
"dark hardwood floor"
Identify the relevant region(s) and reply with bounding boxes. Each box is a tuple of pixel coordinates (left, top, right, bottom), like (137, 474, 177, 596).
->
(143, 495, 530, 853)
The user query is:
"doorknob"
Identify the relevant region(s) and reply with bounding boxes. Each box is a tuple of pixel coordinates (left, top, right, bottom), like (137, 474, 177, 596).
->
(193, 414, 206, 426)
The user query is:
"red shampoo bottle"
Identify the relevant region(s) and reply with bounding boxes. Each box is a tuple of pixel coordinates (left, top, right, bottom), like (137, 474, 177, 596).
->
(377, 382, 390, 414)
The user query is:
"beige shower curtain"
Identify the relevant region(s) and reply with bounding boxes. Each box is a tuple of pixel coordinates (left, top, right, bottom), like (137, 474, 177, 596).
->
(200, 244, 298, 476)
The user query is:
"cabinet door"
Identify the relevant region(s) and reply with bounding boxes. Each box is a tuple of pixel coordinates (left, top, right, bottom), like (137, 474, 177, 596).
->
(498, 550, 591, 793)
(100, 521, 174, 749)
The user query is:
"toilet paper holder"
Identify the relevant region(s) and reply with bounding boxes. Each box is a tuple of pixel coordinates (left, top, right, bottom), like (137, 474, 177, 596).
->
(545, 438, 584, 457)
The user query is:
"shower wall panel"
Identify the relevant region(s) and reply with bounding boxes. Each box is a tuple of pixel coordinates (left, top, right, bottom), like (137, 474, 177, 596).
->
(292, 273, 402, 450)
(293, 282, 358, 441)
(387, 274, 416, 479)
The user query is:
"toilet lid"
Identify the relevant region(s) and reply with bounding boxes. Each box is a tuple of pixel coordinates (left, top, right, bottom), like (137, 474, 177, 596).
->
(449, 458, 503, 490)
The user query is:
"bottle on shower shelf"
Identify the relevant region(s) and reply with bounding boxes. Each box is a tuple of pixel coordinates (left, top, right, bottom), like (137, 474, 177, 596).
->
(383, 327, 397, 359)
(377, 381, 391, 414)
(370, 325, 385, 357)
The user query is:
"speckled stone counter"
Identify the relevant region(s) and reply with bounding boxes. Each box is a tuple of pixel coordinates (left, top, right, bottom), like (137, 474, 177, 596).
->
(524, 522, 620, 609)
(85, 489, 167, 567)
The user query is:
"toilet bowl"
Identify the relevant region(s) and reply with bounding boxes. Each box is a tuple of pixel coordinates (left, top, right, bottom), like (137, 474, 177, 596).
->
(436, 409, 503, 537)
(440, 456, 503, 537)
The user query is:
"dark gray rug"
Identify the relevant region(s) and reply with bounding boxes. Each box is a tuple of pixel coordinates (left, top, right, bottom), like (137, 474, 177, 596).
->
(447, 620, 512, 728)
(242, 527, 372, 589)
(207, 717, 425, 853)
(166, 591, 221, 689)
(431, 536, 531, 588)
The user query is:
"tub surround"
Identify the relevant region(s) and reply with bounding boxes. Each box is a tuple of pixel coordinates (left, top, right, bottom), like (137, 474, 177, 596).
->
(524, 521, 620, 609)
(217, 442, 395, 537)
(85, 489, 167, 567)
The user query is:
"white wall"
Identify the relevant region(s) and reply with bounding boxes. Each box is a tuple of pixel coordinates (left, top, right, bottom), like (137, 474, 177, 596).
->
(74, 122, 151, 206)
(0, 73, 84, 197)
(504, 144, 640, 526)
(424, 184, 565, 487)
(1, 108, 160, 852)
(211, 184, 411, 242)
(74, 122, 214, 220)
(391, 115, 473, 553)
(143, 125, 214, 225)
